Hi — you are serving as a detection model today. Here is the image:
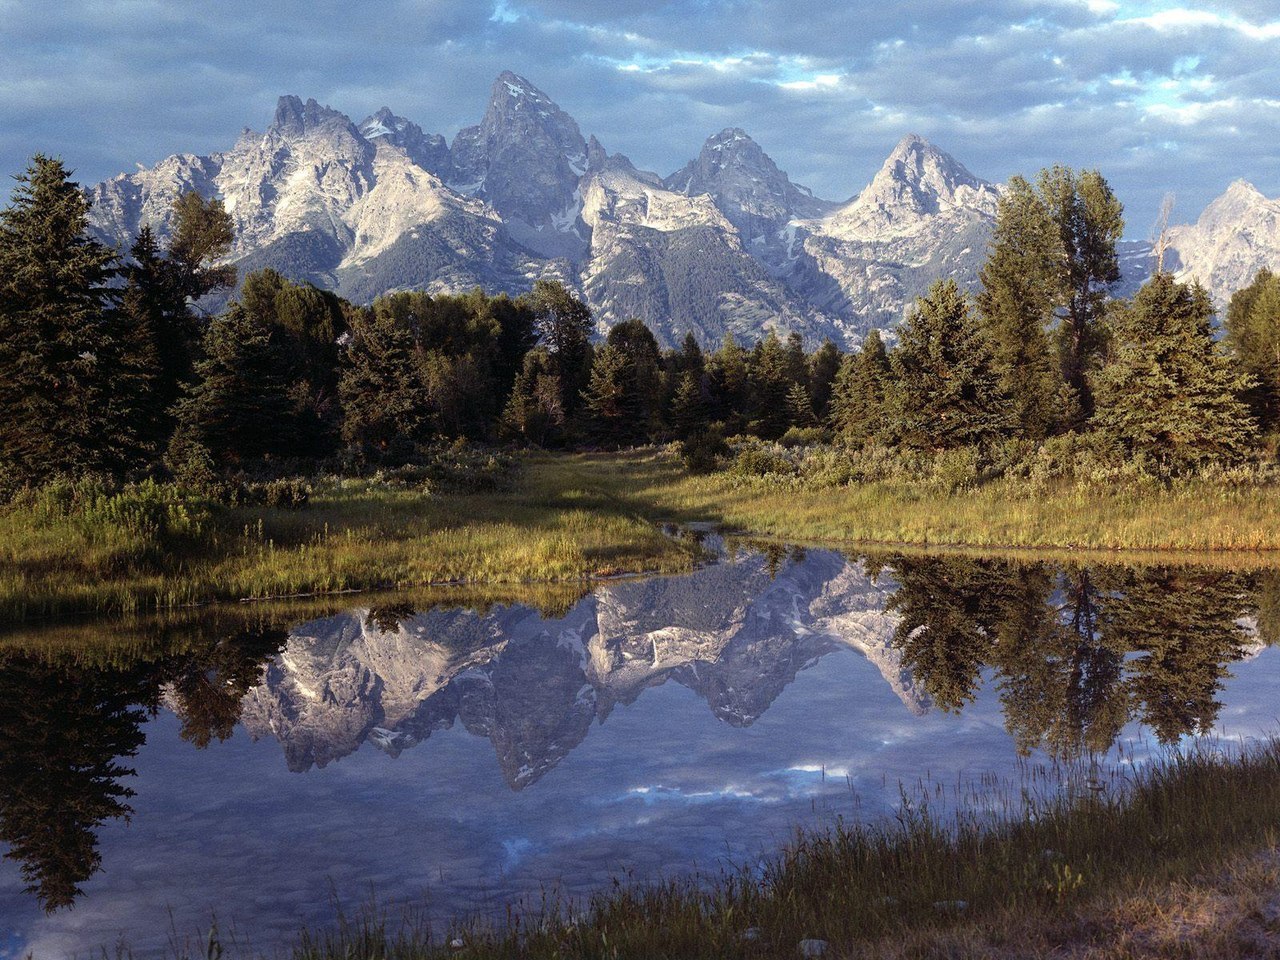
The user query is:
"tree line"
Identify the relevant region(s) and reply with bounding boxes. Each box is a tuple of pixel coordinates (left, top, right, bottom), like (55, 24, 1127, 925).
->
(2, 155, 1277, 492)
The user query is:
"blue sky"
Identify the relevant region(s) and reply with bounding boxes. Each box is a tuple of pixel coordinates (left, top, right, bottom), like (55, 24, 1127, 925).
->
(2, 0, 1277, 230)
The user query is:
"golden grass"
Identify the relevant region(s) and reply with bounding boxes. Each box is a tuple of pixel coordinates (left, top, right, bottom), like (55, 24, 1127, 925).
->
(6, 448, 1280, 623)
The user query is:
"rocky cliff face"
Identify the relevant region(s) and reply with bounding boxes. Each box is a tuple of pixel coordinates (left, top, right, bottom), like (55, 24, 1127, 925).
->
(1165, 180, 1280, 307)
(237, 549, 926, 788)
(88, 72, 1279, 347)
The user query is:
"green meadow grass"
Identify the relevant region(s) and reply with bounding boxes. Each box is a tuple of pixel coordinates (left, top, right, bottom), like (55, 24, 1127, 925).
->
(6, 448, 1280, 623)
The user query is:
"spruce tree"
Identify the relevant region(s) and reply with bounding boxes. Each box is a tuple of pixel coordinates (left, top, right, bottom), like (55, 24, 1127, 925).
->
(889, 280, 1016, 449)
(526, 280, 592, 415)
(581, 343, 640, 446)
(748, 332, 793, 439)
(170, 305, 294, 463)
(500, 348, 565, 447)
(0, 156, 126, 485)
(1094, 273, 1256, 472)
(707, 332, 749, 431)
(670, 370, 708, 440)
(977, 179, 1074, 436)
(340, 305, 427, 455)
(807, 339, 841, 421)
(785, 381, 816, 428)
(829, 330, 892, 445)
(1225, 268, 1280, 430)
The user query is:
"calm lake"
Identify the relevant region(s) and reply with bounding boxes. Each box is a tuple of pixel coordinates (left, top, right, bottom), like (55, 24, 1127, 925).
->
(1, 541, 1278, 958)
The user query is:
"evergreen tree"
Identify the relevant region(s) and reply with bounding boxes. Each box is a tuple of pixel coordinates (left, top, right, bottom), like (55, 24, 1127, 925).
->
(581, 343, 642, 446)
(605, 318, 663, 436)
(501, 348, 565, 447)
(707, 332, 750, 432)
(0, 156, 128, 486)
(1042, 167, 1124, 420)
(785, 381, 816, 428)
(670, 370, 709, 440)
(748, 332, 793, 439)
(807, 339, 841, 421)
(170, 305, 294, 463)
(888, 280, 1016, 449)
(340, 305, 427, 455)
(527, 280, 592, 415)
(977, 179, 1075, 436)
(166, 191, 235, 303)
(829, 330, 892, 445)
(1094, 273, 1257, 472)
(1225, 268, 1280, 430)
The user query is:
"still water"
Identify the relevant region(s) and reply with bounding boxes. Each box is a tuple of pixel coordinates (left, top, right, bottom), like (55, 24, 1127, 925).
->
(1, 541, 1278, 957)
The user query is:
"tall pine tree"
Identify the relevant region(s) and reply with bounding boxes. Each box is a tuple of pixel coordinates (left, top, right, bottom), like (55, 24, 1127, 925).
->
(0, 156, 136, 486)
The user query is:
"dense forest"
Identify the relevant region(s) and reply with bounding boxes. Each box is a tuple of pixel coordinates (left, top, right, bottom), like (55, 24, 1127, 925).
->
(2, 154, 1278, 500)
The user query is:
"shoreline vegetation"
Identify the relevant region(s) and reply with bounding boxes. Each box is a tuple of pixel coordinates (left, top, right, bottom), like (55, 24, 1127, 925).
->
(4, 449, 1280, 624)
(6, 449, 1280, 624)
(156, 740, 1280, 960)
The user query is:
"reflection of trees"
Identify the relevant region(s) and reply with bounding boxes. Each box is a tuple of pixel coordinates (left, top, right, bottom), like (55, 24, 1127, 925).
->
(1096, 566, 1250, 744)
(166, 627, 286, 748)
(886, 556, 1257, 757)
(0, 623, 283, 910)
(886, 555, 1013, 712)
(0, 652, 159, 911)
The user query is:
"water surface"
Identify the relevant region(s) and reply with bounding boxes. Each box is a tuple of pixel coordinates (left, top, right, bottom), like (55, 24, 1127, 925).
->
(1, 543, 1277, 957)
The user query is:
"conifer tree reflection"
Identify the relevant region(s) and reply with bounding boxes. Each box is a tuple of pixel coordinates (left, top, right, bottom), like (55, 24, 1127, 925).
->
(885, 554, 1014, 712)
(166, 625, 286, 748)
(0, 652, 159, 911)
(994, 566, 1126, 758)
(1096, 566, 1251, 744)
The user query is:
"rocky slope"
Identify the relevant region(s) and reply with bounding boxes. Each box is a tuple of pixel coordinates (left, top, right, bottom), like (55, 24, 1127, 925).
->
(88, 71, 1279, 346)
(237, 549, 926, 787)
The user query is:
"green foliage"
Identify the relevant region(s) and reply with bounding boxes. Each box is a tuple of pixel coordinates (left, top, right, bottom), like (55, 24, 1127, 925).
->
(829, 330, 892, 445)
(528, 279, 593, 415)
(0, 156, 131, 486)
(1225, 267, 1280, 431)
(888, 280, 1017, 449)
(170, 304, 295, 463)
(1094, 273, 1257, 474)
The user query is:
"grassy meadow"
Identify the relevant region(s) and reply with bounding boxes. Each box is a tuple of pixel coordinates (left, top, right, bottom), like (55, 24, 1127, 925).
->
(6, 448, 1280, 622)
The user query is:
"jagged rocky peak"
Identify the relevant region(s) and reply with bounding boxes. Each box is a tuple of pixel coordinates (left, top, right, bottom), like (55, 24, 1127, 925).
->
(270, 95, 361, 141)
(665, 127, 832, 233)
(855, 133, 999, 217)
(450, 70, 588, 193)
(359, 106, 453, 179)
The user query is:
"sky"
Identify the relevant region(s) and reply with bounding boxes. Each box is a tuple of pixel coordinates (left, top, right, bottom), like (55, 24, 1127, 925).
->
(2, 0, 1278, 231)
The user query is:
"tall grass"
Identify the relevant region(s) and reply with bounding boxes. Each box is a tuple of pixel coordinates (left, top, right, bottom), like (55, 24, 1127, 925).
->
(158, 740, 1280, 960)
(6, 448, 1280, 624)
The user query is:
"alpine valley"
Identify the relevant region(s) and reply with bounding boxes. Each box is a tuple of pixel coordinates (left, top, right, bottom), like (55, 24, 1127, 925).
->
(89, 71, 1280, 348)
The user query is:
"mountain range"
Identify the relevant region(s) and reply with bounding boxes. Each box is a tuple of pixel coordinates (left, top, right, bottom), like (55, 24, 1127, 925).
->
(89, 71, 1280, 348)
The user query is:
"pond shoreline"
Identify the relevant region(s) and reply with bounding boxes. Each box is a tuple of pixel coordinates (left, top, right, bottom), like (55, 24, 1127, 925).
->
(5, 449, 1280, 624)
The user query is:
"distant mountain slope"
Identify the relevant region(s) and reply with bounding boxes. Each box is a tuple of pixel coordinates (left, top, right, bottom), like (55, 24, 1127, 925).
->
(88, 72, 1279, 347)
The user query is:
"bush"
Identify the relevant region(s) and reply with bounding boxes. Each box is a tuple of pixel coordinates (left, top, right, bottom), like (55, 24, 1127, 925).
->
(244, 478, 311, 509)
(679, 428, 730, 474)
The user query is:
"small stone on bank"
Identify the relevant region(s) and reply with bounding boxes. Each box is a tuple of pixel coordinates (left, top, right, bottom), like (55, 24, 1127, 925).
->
(932, 899, 969, 912)
(740, 927, 762, 942)
(798, 938, 829, 957)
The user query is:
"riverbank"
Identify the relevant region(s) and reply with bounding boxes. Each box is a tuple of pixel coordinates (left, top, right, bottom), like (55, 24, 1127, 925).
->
(176, 741, 1280, 960)
(5, 449, 1280, 622)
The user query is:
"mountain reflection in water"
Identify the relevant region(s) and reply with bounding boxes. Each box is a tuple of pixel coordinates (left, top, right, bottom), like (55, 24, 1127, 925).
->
(0, 544, 1276, 953)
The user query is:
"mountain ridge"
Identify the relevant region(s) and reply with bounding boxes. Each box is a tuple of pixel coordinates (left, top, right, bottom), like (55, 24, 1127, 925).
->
(87, 71, 1280, 348)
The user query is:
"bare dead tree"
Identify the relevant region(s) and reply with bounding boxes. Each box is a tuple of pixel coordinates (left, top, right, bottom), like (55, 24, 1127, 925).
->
(1151, 192, 1176, 274)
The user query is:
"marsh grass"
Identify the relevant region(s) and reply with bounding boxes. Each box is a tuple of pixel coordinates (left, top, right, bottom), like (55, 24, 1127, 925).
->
(155, 740, 1280, 960)
(0, 457, 699, 622)
(6, 448, 1280, 623)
